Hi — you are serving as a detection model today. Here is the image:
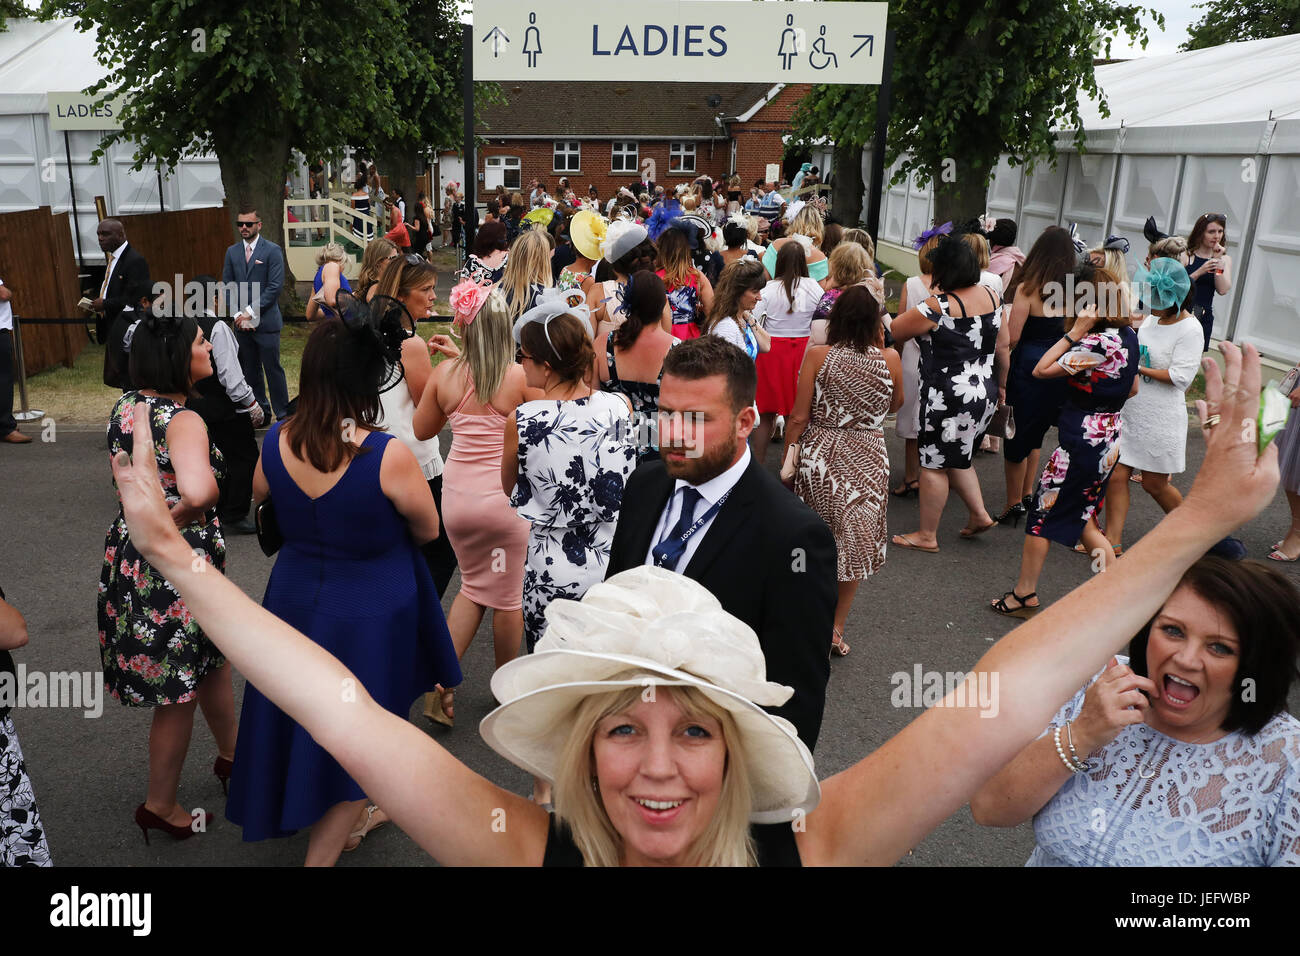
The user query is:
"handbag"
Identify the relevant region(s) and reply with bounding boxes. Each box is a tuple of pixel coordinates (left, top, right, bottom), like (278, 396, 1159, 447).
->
(254, 497, 283, 557)
(986, 404, 1016, 440)
(779, 442, 801, 487)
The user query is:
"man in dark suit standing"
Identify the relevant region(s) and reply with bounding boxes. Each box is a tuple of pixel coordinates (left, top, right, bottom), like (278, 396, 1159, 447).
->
(222, 207, 288, 421)
(605, 336, 837, 750)
(93, 219, 152, 388)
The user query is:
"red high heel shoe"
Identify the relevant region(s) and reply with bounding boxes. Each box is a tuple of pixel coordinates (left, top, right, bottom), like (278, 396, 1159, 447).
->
(213, 756, 234, 796)
(134, 804, 214, 845)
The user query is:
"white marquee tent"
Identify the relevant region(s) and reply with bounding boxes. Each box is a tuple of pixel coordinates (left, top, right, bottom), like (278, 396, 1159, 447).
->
(871, 32, 1300, 361)
(0, 17, 225, 266)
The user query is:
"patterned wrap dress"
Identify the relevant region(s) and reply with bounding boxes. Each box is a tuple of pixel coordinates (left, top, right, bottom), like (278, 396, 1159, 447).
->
(510, 392, 638, 651)
(98, 393, 226, 706)
(915, 291, 1001, 470)
(794, 346, 894, 581)
(1026, 327, 1140, 546)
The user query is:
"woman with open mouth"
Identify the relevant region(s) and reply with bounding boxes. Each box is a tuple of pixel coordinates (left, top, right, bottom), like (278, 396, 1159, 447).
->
(105, 343, 1289, 866)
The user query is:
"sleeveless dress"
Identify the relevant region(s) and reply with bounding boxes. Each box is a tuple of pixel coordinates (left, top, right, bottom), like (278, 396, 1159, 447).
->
(98, 393, 226, 706)
(1117, 315, 1203, 474)
(510, 392, 637, 651)
(657, 268, 703, 340)
(915, 291, 1001, 470)
(443, 380, 532, 610)
(894, 276, 930, 441)
(225, 424, 461, 840)
(311, 264, 353, 320)
(1186, 255, 1219, 352)
(1028, 658, 1300, 866)
(1004, 312, 1069, 464)
(794, 346, 893, 581)
(601, 336, 672, 465)
(1025, 327, 1140, 547)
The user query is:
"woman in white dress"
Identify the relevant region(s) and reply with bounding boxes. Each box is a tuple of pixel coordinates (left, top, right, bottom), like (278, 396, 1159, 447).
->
(889, 234, 940, 497)
(1104, 259, 1203, 553)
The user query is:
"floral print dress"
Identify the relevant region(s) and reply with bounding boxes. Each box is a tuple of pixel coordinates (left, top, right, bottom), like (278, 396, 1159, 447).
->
(915, 291, 1001, 470)
(1026, 327, 1140, 546)
(98, 393, 227, 706)
(510, 392, 637, 650)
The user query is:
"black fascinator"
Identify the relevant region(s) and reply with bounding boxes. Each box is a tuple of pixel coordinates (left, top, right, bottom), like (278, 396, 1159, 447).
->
(333, 291, 406, 396)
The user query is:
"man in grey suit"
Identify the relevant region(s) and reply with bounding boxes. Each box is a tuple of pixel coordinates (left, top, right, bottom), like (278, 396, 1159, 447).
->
(222, 206, 288, 421)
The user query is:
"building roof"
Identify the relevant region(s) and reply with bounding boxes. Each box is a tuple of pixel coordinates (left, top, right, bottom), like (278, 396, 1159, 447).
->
(476, 82, 779, 138)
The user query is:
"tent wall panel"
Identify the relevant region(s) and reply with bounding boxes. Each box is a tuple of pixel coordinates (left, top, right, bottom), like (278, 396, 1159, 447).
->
(1235, 157, 1300, 362)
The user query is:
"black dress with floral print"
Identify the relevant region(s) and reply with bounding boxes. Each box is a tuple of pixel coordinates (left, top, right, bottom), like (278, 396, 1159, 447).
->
(97, 393, 227, 706)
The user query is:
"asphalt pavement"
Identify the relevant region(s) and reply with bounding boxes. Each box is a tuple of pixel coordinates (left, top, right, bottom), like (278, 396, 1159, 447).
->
(2, 416, 1296, 867)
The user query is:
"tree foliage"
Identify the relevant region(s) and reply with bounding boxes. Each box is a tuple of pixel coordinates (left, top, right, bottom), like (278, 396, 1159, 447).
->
(789, 0, 1163, 225)
(1182, 0, 1300, 50)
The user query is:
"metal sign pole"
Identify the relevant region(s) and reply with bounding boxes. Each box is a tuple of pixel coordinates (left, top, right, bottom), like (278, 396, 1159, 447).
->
(64, 130, 87, 279)
(865, 28, 895, 244)
(462, 23, 476, 256)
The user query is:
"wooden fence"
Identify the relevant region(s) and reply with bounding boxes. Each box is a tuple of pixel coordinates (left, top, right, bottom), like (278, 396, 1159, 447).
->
(118, 204, 233, 289)
(0, 207, 83, 374)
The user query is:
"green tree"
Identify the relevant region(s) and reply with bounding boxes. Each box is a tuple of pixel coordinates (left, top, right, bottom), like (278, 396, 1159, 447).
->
(789, 0, 1162, 230)
(38, 0, 470, 284)
(1182, 0, 1300, 50)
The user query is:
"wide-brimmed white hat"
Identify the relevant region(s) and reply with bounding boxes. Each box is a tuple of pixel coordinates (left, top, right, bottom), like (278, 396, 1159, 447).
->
(480, 567, 820, 823)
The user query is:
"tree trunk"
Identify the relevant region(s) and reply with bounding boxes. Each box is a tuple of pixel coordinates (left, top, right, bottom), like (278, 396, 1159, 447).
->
(831, 143, 866, 227)
(215, 133, 296, 308)
(931, 153, 995, 229)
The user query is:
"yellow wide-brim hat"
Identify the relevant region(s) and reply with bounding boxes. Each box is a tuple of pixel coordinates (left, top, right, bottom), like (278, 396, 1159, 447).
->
(570, 209, 609, 261)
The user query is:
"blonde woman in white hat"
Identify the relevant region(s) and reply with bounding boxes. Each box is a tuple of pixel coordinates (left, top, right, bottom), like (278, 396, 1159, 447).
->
(106, 342, 1277, 865)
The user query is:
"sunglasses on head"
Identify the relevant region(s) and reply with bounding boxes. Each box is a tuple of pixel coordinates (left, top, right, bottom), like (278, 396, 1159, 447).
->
(1203, 214, 1226, 223)
(404, 253, 425, 265)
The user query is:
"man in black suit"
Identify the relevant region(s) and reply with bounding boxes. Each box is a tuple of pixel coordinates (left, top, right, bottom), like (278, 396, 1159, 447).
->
(94, 219, 152, 388)
(605, 336, 837, 750)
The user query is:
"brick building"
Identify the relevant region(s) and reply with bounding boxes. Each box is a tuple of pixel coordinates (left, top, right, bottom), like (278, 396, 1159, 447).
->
(474, 82, 812, 202)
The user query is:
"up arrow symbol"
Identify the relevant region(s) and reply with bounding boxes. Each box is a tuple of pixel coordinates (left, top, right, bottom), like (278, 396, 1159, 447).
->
(482, 26, 510, 57)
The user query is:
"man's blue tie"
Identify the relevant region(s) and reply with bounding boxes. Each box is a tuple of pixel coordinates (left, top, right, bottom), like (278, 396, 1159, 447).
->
(651, 487, 703, 572)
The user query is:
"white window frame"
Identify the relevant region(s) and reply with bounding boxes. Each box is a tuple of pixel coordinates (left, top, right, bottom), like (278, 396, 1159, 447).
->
(486, 154, 522, 191)
(553, 141, 581, 173)
(669, 141, 696, 174)
(611, 141, 639, 174)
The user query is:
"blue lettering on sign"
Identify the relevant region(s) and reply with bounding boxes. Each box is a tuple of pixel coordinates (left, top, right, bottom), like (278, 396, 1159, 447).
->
(590, 22, 728, 58)
(683, 24, 704, 56)
(709, 25, 727, 56)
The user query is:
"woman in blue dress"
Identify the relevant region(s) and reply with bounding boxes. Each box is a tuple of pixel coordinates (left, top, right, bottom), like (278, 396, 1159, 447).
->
(226, 308, 461, 865)
(305, 243, 353, 321)
(974, 557, 1300, 866)
(1184, 212, 1233, 352)
(990, 263, 1139, 617)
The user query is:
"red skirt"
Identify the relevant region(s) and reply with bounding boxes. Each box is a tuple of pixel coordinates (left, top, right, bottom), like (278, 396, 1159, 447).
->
(755, 336, 809, 415)
(671, 322, 701, 341)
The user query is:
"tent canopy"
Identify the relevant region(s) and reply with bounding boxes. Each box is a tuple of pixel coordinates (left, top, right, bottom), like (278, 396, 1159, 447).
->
(0, 18, 109, 116)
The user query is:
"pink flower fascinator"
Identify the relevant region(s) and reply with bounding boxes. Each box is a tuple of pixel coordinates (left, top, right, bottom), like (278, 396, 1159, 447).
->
(450, 278, 493, 327)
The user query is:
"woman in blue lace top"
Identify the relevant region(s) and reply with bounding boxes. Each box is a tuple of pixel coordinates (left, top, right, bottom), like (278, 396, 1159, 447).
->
(973, 557, 1300, 866)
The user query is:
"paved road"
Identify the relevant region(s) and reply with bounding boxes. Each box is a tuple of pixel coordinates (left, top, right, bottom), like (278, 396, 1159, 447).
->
(2, 418, 1295, 866)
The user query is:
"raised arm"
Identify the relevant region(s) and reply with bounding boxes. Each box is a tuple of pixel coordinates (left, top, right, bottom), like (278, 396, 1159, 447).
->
(110, 403, 549, 866)
(797, 343, 1278, 866)
(890, 297, 939, 344)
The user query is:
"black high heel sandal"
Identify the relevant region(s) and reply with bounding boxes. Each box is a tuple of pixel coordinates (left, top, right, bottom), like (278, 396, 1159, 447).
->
(995, 502, 1026, 527)
(990, 591, 1040, 619)
(891, 480, 920, 498)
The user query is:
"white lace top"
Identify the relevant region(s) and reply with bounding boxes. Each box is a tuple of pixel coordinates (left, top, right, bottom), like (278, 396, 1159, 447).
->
(1027, 660, 1300, 866)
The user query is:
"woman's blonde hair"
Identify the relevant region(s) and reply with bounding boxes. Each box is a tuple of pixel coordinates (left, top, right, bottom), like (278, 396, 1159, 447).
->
(787, 205, 825, 247)
(656, 228, 695, 288)
(1089, 247, 1134, 311)
(681, 193, 699, 213)
(916, 235, 941, 276)
(828, 242, 872, 290)
(315, 242, 346, 267)
(840, 228, 876, 263)
(452, 288, 513, 402)
(962, 232, 991, 270)
(552, 684, 755, 867)
(500, 229, 554, 319)
(357, 237, 398, 295)
(1149, 235, 1188, 260)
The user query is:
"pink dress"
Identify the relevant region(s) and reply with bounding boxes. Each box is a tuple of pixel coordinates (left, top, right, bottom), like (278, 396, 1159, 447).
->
(441, 382, 532, 610)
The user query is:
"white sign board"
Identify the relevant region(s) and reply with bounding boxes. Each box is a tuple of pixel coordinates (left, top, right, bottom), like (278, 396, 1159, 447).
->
(765, 163, 780, 183)
(48, 91, 125, 131)
(473, 0, 888, 84)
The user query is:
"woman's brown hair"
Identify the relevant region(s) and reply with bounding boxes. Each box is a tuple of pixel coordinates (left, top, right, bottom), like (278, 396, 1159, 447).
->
(518, 313, 593, 385)
(283, 319, 383, 473)
(655, 228, 695, 288)
(773, 241, 810, 308)
(705, 259, 765, 334)
(825, 285, 883, 353)
(1187, 212, 1228, 255)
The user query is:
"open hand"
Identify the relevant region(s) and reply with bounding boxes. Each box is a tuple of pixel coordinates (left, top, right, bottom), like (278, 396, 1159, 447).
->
(1186, 342, 1279, 536)
(111, 403, 188, 568)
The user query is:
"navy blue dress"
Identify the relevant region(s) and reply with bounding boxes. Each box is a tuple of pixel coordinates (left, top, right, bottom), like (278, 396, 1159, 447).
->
(1186, 256, 1218, 351)
(226, 424, 461, 841)
(1004, 315, 1069, 464)
(1025, 327, 1140, 547)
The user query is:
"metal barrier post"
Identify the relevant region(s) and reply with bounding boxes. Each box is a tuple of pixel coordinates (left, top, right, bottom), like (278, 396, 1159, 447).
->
(11, 317, 45, 422)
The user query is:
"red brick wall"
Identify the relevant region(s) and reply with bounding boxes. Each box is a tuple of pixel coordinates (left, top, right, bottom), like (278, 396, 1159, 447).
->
(475, 138, 730, 203)
(732, 84, 810, 188)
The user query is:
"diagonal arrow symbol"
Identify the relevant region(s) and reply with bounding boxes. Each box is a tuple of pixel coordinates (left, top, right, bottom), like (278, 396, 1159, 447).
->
(852, 34, 873, 58)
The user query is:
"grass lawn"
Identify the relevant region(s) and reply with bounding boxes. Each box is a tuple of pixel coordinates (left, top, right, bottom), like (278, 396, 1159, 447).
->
(24, 308, 455, 426)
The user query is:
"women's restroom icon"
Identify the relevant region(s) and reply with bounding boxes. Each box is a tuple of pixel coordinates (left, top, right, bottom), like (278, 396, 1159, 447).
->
(778, 14, 799, 70)
(523, 12, 542, 68)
